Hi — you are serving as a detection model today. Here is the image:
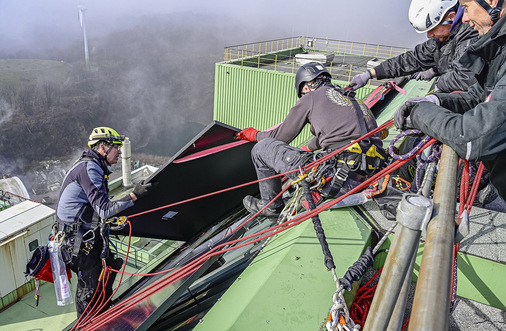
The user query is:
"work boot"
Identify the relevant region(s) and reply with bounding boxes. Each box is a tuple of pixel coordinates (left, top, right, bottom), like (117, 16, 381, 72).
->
(243, 195, 284, 218)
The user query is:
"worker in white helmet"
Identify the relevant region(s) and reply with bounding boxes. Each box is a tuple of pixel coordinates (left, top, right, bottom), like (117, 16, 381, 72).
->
(350, 0, 479, 93)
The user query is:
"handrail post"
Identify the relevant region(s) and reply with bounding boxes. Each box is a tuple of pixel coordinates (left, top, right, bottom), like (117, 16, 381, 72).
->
(408, 145, 458, 330)
(364, 194, 433, 330)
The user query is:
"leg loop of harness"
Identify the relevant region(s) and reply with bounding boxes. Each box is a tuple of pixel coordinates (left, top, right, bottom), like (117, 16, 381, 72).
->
(56, 212, 103, 266)
(320, 165, 349, 198)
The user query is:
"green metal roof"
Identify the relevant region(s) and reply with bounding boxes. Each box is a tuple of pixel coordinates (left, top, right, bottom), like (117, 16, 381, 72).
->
(194, 208, 372, 330)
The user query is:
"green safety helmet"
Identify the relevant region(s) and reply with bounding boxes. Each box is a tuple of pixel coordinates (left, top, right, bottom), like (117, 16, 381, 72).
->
(88, 126, 125, 148)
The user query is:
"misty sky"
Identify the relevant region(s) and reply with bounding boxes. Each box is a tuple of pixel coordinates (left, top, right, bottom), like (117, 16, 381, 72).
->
(0, 0, 427, 54)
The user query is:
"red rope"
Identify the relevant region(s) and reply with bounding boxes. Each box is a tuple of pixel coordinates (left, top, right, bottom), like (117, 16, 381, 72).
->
(449, 161, 485, 315)
(349, 158, 485, 330)
(126, 120, 395, 220)
(79, 138, 436, 330)
(350, 267, 383, 326)
(71, 121, 434, 329)
(72, 221, 133, 330)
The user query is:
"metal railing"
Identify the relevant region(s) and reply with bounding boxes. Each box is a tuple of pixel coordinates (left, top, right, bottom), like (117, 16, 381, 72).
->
(111, 237, 157, 268)
(224, 36, 305, 62)
(224, 36, 409, 62)
(222, 36, 410, 86)
(364, 146, 459, 330)
(0, 189, 37, 209)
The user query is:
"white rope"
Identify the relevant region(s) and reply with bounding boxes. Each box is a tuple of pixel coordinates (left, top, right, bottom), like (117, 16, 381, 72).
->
(373, 222, 397, 255)
(325, 268, 361, 331)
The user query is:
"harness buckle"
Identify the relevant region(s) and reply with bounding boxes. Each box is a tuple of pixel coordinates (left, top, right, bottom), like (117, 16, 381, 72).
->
(81, 242, 93, 255)
(334, 167, 349, 183)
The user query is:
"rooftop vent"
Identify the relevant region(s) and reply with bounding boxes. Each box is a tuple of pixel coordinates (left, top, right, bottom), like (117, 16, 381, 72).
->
(295, 52, 335, 66)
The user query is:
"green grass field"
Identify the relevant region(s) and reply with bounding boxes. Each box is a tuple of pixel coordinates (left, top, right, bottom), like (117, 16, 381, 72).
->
(0, 59, 70, 88)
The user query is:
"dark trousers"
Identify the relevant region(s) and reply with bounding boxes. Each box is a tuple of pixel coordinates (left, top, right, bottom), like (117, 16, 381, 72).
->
(251, 138, 362, 206)
(251, 138, 313, 207)
(68, 229, 122, 316)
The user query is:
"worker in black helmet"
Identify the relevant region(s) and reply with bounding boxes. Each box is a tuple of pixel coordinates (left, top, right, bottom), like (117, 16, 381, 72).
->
(350, 0, 479, 93)
(236, 62, 386, 218)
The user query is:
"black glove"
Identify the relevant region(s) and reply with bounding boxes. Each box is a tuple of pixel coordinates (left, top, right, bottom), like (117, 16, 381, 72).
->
(133, 180, 153, 200)
(394, 102, 417, 130)
(394, 95, 440, 130)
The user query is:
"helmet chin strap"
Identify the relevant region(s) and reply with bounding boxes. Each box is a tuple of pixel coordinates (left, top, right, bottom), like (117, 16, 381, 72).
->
(476, 0, 504, 24)
(307, 76, 331, 91)
(103, 144, 115, 166)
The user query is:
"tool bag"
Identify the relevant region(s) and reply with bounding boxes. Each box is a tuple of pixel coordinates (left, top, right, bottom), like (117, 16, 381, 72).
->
(25, 245, 72, 282)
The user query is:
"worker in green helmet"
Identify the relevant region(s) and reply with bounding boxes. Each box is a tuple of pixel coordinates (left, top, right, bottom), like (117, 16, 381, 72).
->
(54, 126, 153, 317)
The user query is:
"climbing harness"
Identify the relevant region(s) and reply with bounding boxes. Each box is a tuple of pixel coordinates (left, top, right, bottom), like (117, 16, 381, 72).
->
(297, 87, 388, 200)
(105, 216, 128, 231)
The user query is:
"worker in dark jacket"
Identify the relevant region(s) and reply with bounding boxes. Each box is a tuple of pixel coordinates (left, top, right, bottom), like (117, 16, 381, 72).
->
(236, 62, 386, 217)
(350, 0, 479, 93)
(55, 127, 152, 316)
(394, 0, 506, 201)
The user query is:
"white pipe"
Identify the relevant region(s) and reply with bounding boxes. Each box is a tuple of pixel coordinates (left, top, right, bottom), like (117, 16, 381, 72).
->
(121, 137, 133, 188)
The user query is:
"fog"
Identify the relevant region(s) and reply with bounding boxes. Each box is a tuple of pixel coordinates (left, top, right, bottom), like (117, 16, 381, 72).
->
(0, 0, 427, 201)
(1, 0, 426, 55)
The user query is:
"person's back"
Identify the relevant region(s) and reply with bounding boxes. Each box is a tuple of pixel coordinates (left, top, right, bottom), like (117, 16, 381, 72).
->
(257, 83, 382, 151)
(237, 62, 387, 218)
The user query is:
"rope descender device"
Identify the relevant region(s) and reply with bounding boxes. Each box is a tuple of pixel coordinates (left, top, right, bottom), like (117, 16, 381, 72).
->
(105, 216, 128, 231)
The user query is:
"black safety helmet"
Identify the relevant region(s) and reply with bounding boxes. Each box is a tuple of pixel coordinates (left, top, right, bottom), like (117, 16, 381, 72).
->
(295, 62, 331, 98)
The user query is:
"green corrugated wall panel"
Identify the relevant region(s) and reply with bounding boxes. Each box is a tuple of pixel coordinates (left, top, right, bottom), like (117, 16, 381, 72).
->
(213, 64, 377, 148)
(214, 63, 310, 147)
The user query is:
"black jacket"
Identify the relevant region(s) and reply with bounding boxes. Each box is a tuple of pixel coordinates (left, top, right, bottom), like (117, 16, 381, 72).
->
(410, 16, 506, 200)
(374, 21, 479, 92)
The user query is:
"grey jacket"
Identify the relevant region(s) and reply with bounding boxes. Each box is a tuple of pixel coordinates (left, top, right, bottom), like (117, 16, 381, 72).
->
(56, 149, 134, 230)
(410, 16, 506, 200)
(374, 21, 479, 92)
(256, 84, 383, 151)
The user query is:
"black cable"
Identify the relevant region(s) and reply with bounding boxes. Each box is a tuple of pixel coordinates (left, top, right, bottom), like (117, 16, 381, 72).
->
(301, 179, 335, 270)
(339, 246, 374, 291)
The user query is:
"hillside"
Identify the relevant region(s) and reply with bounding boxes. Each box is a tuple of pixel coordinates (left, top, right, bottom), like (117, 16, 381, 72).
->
(0, 17, 230, 180)
(0, 59, 70, 87)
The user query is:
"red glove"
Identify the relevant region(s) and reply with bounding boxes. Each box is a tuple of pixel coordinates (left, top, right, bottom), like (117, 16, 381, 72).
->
(236, 127, 259, 142)
(301, 145, 312, 152)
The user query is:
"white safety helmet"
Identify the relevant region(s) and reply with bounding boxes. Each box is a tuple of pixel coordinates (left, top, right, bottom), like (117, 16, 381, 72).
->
(409, 0, 458, 33)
